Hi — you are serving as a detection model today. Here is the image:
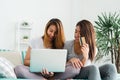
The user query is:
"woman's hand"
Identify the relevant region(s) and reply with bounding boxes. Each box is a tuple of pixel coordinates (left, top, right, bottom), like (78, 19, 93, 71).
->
(41, 68, 54, 78)
(68, 58, 83, 69)
(81, 43, 89, 63)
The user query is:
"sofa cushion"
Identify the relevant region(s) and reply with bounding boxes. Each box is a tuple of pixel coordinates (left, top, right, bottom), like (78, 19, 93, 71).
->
(0, 51, 22, 67)
(0, 57, 17, 78)
(21, 51, 27, 64)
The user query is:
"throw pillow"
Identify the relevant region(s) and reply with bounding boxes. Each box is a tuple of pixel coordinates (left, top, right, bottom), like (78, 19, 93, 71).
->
(0, 57, 17, 78)
(21, 51, 27, 64)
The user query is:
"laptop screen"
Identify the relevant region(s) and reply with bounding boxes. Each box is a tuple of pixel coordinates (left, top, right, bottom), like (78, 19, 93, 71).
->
(30, 49, 67, 72)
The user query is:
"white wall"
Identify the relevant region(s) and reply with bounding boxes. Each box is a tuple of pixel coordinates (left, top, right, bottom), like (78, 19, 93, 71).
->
(0, 0, 72, 50)
(71, 0, 120, 25)
(0, 0, 120, 51)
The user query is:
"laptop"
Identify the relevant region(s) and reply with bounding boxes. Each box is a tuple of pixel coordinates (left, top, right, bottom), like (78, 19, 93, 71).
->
(30, 49, 67, 72)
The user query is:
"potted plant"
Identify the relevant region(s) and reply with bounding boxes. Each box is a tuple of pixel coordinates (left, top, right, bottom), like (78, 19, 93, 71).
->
(94, 12, 120, 73)
(23, 36, 28, 39)
(21, 21, 29, 27)
(23, 36, 29, 42)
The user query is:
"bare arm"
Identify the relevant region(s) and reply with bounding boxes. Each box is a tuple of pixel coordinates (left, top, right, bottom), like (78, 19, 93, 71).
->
(81, 43, 89, 66)
(24, 47, 31, 66)
(81, 57, 87, 66)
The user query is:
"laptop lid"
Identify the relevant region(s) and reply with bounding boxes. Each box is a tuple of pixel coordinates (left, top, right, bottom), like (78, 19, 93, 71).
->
(30, 49, 67, 72)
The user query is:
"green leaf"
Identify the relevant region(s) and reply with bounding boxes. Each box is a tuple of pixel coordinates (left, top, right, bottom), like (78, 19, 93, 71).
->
(94, 12, 120, 63)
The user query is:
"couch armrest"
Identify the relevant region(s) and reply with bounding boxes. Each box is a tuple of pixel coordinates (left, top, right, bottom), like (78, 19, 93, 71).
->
(0, 51, 22, 67)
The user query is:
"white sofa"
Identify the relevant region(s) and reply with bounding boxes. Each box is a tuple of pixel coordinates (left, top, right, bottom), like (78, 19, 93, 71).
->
(0, 51, 22, 79)
(0, 51, 22, 67)
(0, 51, 120, 80)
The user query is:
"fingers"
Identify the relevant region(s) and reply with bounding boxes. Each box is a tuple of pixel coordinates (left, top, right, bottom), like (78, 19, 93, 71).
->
(74, 61, 81, 68)
(49, 72, 54, 76)
(71, 58, 83, 69)
(75, 59, 83, 68)
(81, 44, 89, 58)
(41, 68, 49, 75)
(78, 60, 83, 67)
(81, 44, 88, 51)
(41, 68, 54, 77)
(71, 61, 76, 68)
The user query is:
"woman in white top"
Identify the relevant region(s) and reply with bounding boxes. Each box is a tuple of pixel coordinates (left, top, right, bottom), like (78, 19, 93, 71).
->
(14, 18, 81, 79)
(64, 20, 117, 80)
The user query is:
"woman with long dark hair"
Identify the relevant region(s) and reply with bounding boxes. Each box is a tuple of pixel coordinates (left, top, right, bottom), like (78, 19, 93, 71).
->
(64, 20, 117, 80)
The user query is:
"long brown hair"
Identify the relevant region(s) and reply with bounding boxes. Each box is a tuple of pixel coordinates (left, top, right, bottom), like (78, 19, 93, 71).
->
(76, 20, 96, 61)
(43, 18, 65, 49)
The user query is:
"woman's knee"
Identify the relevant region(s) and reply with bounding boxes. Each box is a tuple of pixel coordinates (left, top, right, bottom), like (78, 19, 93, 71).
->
(100, 64, 116, 72)
(71, 67, 80, 75)
(99, 64, 117, 76)
(15, 65, 26, 70)
(88, 65, 101, 80)
(105, 64, 116, 72)
(89, 65, 99, 72)
(14, 65, 28, 75)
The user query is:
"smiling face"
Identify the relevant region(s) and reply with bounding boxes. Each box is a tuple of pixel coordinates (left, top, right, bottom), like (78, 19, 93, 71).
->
(47, 24, 57, 41)
(43, 18, 65, 49)
(74, 26, 81, 42)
